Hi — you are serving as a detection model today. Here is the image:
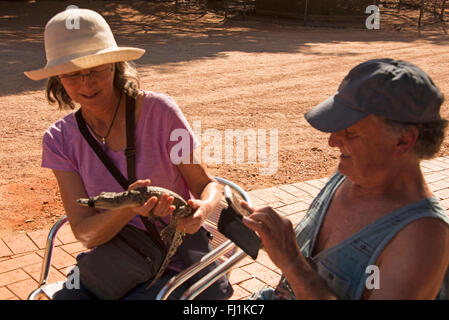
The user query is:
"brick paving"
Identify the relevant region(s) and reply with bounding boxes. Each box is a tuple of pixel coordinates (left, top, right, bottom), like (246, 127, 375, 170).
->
(1, 156, 449, 300)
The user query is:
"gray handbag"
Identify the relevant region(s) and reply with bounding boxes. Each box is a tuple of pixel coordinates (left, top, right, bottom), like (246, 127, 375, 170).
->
(77, 223, 166, 300)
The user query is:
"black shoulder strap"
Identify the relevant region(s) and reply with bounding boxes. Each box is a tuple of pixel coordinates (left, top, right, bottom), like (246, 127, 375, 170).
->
(75, 96, 164, 241)
(125, 95, 136, 185)
(75, 95, 136, 190)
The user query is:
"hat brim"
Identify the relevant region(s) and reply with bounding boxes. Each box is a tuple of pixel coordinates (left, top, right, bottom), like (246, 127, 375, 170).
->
(24, 47, 145, 81)
(304, 95, 368, 133)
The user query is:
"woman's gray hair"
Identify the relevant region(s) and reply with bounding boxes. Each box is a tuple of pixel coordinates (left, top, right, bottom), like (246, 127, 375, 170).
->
(382, 117, 448, 160)
(45, 61, 140, 110)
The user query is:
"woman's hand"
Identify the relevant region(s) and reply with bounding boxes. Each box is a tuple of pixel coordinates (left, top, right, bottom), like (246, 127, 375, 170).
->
(127, 179, 176, 218)
(176, 199, 208, 234)
(175, 149, 222, 234)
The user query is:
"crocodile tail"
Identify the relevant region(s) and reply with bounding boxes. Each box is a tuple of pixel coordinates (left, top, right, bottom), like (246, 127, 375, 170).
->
(147, 231, 184, 288)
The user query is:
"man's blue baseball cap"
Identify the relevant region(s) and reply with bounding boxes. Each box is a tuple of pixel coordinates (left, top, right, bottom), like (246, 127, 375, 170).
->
(305, 58, 444, 132)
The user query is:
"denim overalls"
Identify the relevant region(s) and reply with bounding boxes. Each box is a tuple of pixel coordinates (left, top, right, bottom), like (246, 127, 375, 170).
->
(253, 173, 449, 300)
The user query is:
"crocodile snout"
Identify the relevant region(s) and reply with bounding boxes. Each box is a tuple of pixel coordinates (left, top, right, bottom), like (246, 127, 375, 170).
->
(76, 198, 95, 207)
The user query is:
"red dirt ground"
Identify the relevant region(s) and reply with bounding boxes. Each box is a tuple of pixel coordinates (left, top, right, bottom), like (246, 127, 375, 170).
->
(1, 0, 448, 238)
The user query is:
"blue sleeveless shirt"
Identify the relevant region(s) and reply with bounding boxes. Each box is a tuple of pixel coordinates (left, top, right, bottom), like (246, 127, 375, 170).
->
(252, 172, 449, 300)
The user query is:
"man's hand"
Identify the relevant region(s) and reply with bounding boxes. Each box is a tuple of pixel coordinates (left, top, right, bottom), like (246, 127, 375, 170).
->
(241, 202, 302, 272)
(241, 202, 337, 300)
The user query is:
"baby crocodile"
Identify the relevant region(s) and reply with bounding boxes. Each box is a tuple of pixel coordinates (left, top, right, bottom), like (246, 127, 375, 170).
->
(77, 186, 193, 287)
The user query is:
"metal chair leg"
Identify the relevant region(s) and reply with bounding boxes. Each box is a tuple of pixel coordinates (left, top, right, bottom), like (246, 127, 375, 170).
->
(27, 216, 68, 300)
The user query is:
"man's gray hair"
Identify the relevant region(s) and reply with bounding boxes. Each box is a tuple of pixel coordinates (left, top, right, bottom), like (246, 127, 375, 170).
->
(382, 117, 448, 160)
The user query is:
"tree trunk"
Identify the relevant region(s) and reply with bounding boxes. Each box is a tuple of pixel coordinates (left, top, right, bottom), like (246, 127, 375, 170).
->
(304, 0, 309, 25)
(418, 0, 425, 31)
(243, 0, 247, 20)
(225, 0, 228, 19)
(441, 0, 448, 20)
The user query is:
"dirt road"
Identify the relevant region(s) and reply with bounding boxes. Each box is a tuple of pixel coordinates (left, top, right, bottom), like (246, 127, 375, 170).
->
(1, 0, 448, 237)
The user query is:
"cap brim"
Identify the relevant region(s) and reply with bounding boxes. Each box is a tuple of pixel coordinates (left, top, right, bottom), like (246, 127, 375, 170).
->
(24, 47, 145, 81)
(305, 95, 368, 133)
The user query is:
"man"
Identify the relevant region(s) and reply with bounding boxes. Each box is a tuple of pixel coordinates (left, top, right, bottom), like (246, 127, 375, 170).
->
(243, 59, 449, 299)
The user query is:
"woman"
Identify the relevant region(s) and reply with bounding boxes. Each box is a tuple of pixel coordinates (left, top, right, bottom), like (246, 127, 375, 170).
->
(25, 8, 232, 300)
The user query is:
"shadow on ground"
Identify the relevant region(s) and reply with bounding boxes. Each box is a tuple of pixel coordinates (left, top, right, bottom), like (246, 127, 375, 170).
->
(1, 0, 447, 96)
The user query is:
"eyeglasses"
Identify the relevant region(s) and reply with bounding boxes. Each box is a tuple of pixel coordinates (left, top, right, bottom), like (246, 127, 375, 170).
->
(59, 64, 113, 85)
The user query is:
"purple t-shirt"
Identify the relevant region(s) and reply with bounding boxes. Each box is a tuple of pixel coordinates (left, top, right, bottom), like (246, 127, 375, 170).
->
(42, 91, 199, 271)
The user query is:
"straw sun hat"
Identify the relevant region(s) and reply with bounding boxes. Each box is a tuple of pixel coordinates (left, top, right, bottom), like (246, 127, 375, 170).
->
(24, 8, 145, 81)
